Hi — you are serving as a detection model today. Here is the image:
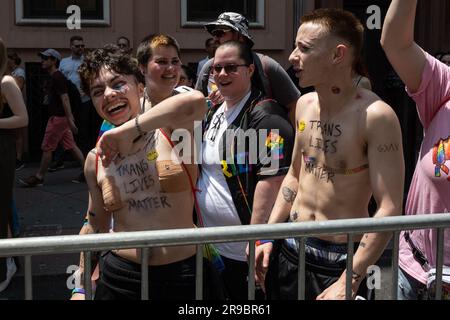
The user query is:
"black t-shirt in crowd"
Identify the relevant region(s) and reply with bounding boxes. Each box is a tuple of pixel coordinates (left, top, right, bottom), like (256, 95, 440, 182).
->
(48, 70, 68, 117)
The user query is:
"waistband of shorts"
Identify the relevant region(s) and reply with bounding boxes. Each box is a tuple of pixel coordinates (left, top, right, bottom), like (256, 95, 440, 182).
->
(107, 251, 196, 271)
(305, 237, 359, 254)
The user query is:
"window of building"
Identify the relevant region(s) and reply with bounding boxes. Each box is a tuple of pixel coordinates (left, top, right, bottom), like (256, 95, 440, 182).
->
(15, 0, 110, 26)
(181, 0, 265, 27)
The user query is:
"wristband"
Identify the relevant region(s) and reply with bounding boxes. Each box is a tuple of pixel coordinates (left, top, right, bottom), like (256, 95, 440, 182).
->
(72, 288, 86, 296)
(135, 114, 145, 138)
(256, 240, 274, 246)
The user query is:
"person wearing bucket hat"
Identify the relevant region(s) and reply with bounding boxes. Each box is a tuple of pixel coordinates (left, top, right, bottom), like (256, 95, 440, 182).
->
(196, 12, 301, 123)
(205, 12, 255, 48)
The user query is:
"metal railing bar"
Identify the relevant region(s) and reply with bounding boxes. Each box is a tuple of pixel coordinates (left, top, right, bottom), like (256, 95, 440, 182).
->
(346, 234, 354, 300)
(248, 240, 256, 300)
(391, 231, 400, 300)
(435, 228, 445, 300)
(1, 214, 449, 257)
(83, 251, 92, 300)
(297, 237, 306, 300)
(196, 244, 203, 300)
(141, 248, 149, 300)
(24, 255, 32, 300)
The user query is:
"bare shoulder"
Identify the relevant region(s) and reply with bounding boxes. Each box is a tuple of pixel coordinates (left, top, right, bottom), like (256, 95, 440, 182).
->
(1, 75, 18, 89)
(84, 150, 98, 178)
(359, 90, 401, 137)
(362, 90, 398, 121)
(296, 92, 318, 116)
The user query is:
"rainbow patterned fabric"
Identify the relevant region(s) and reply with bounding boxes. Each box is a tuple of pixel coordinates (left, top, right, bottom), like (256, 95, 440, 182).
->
(97, 120, 116, 141)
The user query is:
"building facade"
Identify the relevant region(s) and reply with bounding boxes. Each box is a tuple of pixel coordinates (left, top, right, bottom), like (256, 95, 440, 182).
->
(1, 0, 449, 172)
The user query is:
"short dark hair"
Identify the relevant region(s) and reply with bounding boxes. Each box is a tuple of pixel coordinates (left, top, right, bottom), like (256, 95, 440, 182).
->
(117, 36, 130, 46)
(136, 34, 181, 67)
(70, 35, 84, 44)
(181, 65, 196, 83)
(51, 57, 60, 69)
(78, 45, 144, 96)
(301, 8, 364, 75)
(215, 41, 253, 66)
(205, 38, 215, 48)
(7, 52, 21, 66)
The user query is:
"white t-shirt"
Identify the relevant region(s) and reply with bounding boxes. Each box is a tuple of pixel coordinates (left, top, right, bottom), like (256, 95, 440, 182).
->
(196, 91, 251, 261)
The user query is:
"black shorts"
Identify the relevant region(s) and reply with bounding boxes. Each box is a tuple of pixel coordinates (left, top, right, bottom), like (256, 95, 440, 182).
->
(265, 238, 375, 300)
(94, 251, 225, 300)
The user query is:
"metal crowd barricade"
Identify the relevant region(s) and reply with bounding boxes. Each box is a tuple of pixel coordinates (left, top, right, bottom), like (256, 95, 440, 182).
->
(0, 214, 449, 300)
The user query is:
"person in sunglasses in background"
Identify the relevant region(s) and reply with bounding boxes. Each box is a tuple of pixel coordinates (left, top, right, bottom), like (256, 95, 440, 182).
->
(196, 12, 301, 124)
(60, 36, 102, 163)
(196, 40, 295, 300)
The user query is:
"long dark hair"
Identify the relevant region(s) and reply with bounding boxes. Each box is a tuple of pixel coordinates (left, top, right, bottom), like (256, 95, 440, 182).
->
(0, 38, 7, 114)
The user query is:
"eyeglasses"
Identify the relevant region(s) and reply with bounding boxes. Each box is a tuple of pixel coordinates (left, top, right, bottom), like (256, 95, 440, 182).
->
(211, 29, 233, 38)
(73, 44, 85, 49)
(212, 64, 249, 74)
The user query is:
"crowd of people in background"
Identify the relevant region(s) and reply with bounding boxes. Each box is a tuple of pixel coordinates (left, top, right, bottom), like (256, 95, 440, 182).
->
(0, 0, 449, 301)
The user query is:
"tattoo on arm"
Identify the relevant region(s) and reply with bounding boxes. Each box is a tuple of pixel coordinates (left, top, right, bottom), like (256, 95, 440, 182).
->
(359, 242, 366, 248)
(282, 187, 297, 205)
(88, 211, 96, 217)
(291, 211, 299, 221)
(377, 143, 399, 153)
(352, 271, 362, 282)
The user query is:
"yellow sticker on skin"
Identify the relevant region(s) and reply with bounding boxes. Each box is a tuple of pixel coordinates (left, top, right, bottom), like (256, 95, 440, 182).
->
(298, 120, 306, 133)
(147, 150, 159, 161)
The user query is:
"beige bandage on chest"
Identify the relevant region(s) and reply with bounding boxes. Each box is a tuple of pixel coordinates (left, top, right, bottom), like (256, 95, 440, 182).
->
(101, 175, 124, 212)
(156, 160, 192, 193)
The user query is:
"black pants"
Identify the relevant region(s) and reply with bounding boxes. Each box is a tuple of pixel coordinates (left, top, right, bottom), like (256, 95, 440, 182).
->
(266, 238, 375, 300)
(94, 251, 225, 300)
(220, 256, 266, 300)
(0, 135, 15, 282)
(75, 100, 102, 156)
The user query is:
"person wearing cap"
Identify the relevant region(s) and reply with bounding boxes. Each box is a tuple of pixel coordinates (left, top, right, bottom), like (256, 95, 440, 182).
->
(196, 12, 301, 123)
(19, 49, 85, 188)
(60, 36, 102, 159)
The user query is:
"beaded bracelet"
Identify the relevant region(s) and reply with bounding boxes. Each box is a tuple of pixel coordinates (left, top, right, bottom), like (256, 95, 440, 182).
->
(255, 240, 274, 246)
(72, 288, 86, 296)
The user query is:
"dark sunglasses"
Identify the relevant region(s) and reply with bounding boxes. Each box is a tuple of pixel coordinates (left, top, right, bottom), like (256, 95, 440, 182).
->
(41, 56, 50, 61)
(211, 29, 233, 38)
(73, 44, 85, 49)
(212, 64, 249, 74)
